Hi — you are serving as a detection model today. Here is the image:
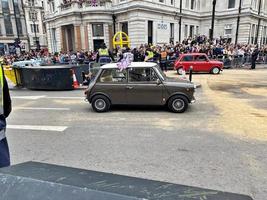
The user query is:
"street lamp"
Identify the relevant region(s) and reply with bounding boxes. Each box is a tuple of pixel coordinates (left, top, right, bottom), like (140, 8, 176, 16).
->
(255, 0, 262, 45)
(12, 0, 21, 52)
(179, 0, 182, 42)
(235, 0, 242, 45)
(210, 0, 216, 41)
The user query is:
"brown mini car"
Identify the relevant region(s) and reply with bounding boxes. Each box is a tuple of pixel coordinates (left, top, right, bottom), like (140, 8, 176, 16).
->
(85, 62, 196, 113)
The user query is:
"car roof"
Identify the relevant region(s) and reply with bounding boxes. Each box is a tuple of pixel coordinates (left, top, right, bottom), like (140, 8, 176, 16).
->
(181, 53, 207, 56)
(101, 62, 157, 69)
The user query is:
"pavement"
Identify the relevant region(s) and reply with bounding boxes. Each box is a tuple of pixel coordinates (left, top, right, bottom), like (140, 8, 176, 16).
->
(5, 66, 267, 200)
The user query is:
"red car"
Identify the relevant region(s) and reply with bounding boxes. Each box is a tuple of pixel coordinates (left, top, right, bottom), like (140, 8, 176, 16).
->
(174, 53, 223, 74)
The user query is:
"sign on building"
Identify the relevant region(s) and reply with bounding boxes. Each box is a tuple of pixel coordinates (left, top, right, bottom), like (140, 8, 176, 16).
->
(157, 22, 170, 44)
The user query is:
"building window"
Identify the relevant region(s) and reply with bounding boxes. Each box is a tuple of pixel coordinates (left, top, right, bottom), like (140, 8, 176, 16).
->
(196, 26, 199, 35)
(186, 0, 189, 8)
(159, 0, 164, 3)
(121, 22, 128, 35)
(170, 23, 174, 43)
(250, 24, 255, 44)
(28, 0, 35, 6)
(31, 24, 39, 33)
(191, 0, 196, 9)
(189, 25, 194, 37)
(29, 11, 38, 21)
(184, 25, 188, 38)
(92, 24, 104, 37)
(4, 14, 13, 35)
(171, 0, 174, 5)
(224, 24, 232, 35)
(228, 0, 236, 8)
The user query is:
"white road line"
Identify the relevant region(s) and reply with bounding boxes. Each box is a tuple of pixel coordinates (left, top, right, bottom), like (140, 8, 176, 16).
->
(7, 125, 68, 132)
(45, 97, 84, 99)
(12, 96, 84, 100)
(15, 107, 70, 111)
(12, 96, 46, 100)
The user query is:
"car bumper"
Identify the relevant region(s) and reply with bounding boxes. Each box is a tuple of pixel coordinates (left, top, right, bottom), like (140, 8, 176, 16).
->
(191, 96, 196, 103)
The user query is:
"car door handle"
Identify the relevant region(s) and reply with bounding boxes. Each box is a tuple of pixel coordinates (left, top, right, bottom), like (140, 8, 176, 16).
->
(126, 86, 133, 90)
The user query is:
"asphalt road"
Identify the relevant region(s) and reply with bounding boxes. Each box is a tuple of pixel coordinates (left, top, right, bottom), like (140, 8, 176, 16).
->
(6, 68, 267, 200)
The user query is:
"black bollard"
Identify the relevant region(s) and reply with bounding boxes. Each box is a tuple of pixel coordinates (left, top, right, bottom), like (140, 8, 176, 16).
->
(189, 66, 193, 82)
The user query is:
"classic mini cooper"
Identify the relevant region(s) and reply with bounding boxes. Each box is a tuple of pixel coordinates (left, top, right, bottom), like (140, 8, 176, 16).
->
(85, 62, 196, 113)
(174, 53, 223, 75)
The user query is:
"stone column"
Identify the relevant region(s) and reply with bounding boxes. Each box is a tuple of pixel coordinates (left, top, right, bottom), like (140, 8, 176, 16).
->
(84, 24, 89, 51)
(74, 25, 82, 51)
(61, 26, 67, 52)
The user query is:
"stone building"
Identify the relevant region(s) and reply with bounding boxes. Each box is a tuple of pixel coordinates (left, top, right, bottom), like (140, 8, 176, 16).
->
(0, 0, 28, 55)
(22, 0, 47, 50)
(43, 0, 267, 53)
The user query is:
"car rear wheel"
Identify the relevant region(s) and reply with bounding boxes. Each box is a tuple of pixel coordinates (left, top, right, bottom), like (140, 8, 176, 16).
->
(211, 67, 220, 74)
(168, 95, 188, 113)
(177, 67, 184, 75)
(91, 95, 111, 113)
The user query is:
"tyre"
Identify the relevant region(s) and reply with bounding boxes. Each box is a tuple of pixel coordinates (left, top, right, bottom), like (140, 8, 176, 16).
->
(91, 95, 111, 112)
(211, 67, 220, 74)
(168, 95, 188, 113)
(177, 67, 184, 75)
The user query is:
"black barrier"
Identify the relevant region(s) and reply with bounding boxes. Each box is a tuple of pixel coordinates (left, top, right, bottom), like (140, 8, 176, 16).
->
(21, 66, 74, 90)
(0, 162, 253, 200)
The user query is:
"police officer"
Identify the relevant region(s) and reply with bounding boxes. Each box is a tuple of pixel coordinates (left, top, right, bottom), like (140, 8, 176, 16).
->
(145, 48, 154, 62)
(96, 43, 114, 63)
(0, 59, 12, 168)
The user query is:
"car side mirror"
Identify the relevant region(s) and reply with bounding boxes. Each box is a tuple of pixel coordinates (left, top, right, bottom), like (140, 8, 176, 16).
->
(156, 79, 161, 85)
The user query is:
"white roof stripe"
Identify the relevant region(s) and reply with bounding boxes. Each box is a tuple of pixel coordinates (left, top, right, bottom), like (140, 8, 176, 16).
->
(101, 62, 157, 69)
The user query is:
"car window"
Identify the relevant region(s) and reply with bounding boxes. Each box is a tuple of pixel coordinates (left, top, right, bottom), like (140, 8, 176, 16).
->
(195, 55, 208, 61)
(99, 69, 127, 83)
(181, 55, 193, 62)
(128, 67, 158, 83)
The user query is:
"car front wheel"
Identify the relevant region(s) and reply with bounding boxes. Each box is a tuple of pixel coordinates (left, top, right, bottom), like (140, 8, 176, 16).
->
(168, 95, 188, 113)
(91, 95, 111, 112)
(177, 67, 184, 75)
(211, 67, 221, 74)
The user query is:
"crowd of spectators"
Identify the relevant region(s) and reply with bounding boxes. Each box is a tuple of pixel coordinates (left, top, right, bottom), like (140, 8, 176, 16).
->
(1, 35, 267, 67)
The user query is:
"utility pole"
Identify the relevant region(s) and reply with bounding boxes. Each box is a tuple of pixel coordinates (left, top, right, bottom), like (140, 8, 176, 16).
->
(235, 0, 242, 45)
(179, 0, 182, 42)
(210, 0, 216, 41)
(12, 0, 21, 52)
(255, 0, 262, 45)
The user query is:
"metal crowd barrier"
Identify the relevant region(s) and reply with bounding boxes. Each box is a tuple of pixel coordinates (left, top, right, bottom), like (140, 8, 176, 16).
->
(210, 54, 267, 68)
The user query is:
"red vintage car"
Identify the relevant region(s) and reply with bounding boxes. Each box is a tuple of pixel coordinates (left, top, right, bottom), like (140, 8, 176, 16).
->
(174, 53, 223, 74)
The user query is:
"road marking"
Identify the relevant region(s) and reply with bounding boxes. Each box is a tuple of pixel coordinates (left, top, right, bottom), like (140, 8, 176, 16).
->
(12, 96, 84, 100)
(7, 125, 68, 132)
(45, 97, 84, 99)
(12, 96, 46, 100)
(15, 107, 70, 111)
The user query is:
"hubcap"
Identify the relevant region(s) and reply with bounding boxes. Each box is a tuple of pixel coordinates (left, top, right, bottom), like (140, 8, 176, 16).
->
(178, 68, 184, 74)
(95, 99, 106, 110)
(172, 99, 185, 111)
(213, 68, 219, 74)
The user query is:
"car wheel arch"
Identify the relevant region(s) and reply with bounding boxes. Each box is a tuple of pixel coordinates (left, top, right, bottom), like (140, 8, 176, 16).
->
(166, 93, 190, 105)
(89, 93, 112, 104)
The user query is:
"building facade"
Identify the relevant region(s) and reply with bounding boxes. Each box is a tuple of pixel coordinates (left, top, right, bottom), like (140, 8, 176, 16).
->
(43, 0, 267, 53)
(0, 0, 28, 55)
(23, 0, 47, 50)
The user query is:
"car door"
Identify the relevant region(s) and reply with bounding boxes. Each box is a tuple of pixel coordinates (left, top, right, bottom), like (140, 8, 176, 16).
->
(126, 67, 163, 105)
(180, 55, 194, 71)
(95, 68, 127, 104)
(194, 54, 208, 72)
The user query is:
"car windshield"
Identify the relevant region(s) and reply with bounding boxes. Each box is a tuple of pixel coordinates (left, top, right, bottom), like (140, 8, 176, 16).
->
(154, 65, 167, 80)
